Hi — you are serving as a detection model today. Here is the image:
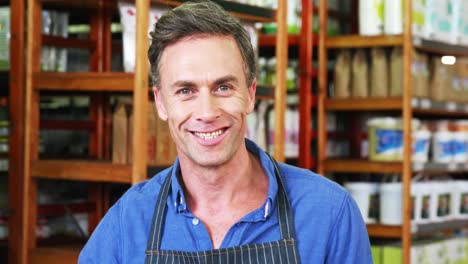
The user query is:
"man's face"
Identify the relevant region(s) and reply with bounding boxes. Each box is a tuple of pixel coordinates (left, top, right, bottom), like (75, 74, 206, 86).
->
(154, 35, 256, 168)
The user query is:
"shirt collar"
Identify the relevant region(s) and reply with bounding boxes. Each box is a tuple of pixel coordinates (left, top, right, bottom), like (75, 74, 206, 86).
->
(167, 138, 279, 219)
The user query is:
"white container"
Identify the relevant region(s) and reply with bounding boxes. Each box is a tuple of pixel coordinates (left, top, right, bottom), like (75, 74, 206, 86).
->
(459, 1, 468, 45)
(344, 182, 380, 223)
(432, 131, 453, 163)
(431, 0, 455, 43)
(451, 180, 468, 219)
(430, 181, 451, 222)
(452, 131, 468, 162)
(412, 182, 423, 224)
(368, 118, 402, 161)
(384, 0, 403, 34)
(416, 182, 434, 223)
(359, 0, 384, 35)
(412, 130, 431, 163)
(118, 2, 168, 72)
(380, 182, 402, 225)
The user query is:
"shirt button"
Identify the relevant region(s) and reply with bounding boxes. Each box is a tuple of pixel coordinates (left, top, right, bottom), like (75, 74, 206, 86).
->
(192, 218, 200, 226)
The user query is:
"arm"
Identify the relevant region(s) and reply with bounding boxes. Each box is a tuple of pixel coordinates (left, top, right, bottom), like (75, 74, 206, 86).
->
(326, 194, 373, 264)
(78, 201, 122, 264)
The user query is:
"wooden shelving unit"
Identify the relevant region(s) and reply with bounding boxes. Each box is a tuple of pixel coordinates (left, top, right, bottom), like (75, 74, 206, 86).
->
(317, 1, 468, 263)
(20, 0, 288, 263)
(8, 0, 26, 263)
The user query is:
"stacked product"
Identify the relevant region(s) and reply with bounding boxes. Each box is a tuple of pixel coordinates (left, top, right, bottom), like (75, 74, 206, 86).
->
(366, 118, 468, 165)
(345, 179, 468, 226)
(333, 49, 468, 103)
(361, 0, 468, 47)
(118, 1, 259, 73)
(245, 97, 300, 159)
(0, 177, 7, 240)
(112, 100, 177, 166)
(41, 10, 69, 72)
(371, 237, 468, 264)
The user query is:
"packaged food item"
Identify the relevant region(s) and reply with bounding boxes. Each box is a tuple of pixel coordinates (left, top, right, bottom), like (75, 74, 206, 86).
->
(351, 49, 369, 98)
(359, 0, 384, 35)
(344, 182, 380, 223)
(370, 48, 388, 97)
(333, 50, 352, 98)
(390, 48, 403, 97)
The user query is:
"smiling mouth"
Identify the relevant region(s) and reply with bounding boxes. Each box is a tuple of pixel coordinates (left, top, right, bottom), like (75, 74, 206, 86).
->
(193, 128, 226, 140)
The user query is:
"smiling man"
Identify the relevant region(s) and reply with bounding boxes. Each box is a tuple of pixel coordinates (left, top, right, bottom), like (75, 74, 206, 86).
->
(79, 1, 372, 263)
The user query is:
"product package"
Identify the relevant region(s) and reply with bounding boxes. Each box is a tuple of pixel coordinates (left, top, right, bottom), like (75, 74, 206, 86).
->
(370, 48, 389, 97)
(390, 48, 403, 97)
(351, 49, 369, 98)
(334, 50, 352, 98)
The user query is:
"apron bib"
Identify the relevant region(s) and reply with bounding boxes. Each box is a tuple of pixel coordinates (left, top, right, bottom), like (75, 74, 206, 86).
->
(145, 155, 300, 264)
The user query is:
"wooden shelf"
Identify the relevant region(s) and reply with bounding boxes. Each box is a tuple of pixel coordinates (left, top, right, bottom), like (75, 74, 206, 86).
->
(259, 34, 318, 47)
(326, 35, 404, 49)
(41, 0, 275, 23)
(37, 202, 95, 216)
(31, 160, 132, 183)
(256, 85, 275, 100)
(30, 246, 80, 264)
(40, 120, 95, 131)
(367, 224, 402, 238)
(33, 72, 134, 92)
(325, 97, 468, 116)
(259, 34, 300, 46)
(325, 98, 403, 111)
(323, 159, 403, 173)
(412, 98, 468, 117)
(413, 37, 468, 56)
(413, 219, 468, 235)
(42, 35, 95, 50)
(413, 162, 468, 174)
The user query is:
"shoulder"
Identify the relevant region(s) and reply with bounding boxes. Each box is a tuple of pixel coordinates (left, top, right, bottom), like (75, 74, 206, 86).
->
(277, 162, 349, 208)
(116, 167, 172, 211)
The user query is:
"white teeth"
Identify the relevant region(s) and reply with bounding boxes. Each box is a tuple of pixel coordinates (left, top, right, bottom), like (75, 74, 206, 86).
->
(194, 129, 223, 140)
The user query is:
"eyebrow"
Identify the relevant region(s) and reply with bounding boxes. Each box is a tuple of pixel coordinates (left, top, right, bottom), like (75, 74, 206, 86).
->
(170, 75, 239, 89)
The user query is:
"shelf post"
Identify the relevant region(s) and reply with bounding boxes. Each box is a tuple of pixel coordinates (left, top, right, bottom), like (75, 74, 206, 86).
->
(8, 0, 26, 262)
(298, 0, 313, 169)
(317, 0, 328, 175)
(402, 0, 413, 263)
(273, 0, 287, 162)
(24, 0, 42, 262)
(132, 0, 150, 184)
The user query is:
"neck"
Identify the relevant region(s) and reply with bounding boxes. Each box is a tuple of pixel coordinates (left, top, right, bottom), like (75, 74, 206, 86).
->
(178, 146, 267, 211)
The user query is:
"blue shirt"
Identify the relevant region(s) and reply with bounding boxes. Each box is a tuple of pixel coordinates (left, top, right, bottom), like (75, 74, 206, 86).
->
(79, 139, 372, 263)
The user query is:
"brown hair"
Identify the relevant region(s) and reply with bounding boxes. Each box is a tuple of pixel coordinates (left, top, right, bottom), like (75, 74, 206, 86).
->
(148, 1, 256, 88)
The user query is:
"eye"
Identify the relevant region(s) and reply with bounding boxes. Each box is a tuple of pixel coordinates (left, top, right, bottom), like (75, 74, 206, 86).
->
(217, 84, 232, 92)
(176, 88, 192, 95)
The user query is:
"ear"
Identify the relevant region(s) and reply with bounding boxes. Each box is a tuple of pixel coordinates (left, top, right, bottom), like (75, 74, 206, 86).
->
(246, 78, 257, 114)
(153, 86, 168, 121)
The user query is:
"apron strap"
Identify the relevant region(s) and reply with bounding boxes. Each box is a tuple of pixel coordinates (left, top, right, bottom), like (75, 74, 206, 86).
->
(146, 168, 173, 252)
(266, 152, 297, 240)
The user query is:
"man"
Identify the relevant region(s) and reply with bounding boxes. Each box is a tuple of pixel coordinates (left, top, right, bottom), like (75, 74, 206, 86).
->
(79, 1, 372, 263)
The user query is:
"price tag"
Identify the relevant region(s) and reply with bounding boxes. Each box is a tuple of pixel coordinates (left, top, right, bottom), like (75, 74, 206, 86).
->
(413, 163, 424, 171)
(413, 37, 422, 46)
(446, 102, 457, 112)
(420, 99, 431, 109)
(412, 98, 419, 108)
(448, 163, 457, 171)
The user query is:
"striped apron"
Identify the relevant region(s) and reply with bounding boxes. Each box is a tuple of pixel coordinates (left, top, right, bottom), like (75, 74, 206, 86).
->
(145, 155, 301, 264)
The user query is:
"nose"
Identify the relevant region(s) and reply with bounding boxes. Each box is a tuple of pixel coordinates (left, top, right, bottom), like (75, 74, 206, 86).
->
(194, 89, 221, 122)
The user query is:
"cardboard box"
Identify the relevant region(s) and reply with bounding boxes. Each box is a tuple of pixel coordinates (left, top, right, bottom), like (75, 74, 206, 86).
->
(112, 101, 177, 166)
(112, 103, 131, 164)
